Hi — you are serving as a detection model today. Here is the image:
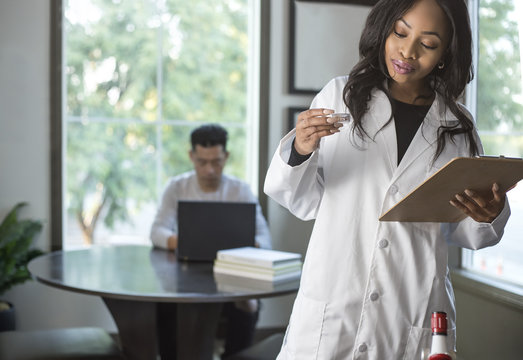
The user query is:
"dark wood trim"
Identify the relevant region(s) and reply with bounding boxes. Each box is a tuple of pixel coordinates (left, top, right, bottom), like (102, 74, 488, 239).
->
(50, 0, 63, 251)
(288, 0, 318, 94)
(258, 0, 271, 216)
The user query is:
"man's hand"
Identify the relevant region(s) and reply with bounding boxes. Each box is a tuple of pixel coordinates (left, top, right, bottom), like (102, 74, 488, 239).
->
(167, 235, 178, 250)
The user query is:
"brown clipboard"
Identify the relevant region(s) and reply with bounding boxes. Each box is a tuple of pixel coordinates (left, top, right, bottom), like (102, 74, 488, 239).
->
(379, 156, 523, 222)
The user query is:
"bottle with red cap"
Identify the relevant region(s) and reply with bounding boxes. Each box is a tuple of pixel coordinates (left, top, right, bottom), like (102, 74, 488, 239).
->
(427, 311, 452, 360)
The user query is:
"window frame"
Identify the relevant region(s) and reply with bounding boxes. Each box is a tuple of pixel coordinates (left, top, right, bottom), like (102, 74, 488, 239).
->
(50, 0, 271, 250)
(451, 0, 523, 310)
(50, 0, 64, 251)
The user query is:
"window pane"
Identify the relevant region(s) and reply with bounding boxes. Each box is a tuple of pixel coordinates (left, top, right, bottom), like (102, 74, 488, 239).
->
(64, 0, 254, 248)
(464, 0, 523, 286)
(65, 0, 159, 120)
(65, 121, 157, 247)
(162, 0, 248, 124)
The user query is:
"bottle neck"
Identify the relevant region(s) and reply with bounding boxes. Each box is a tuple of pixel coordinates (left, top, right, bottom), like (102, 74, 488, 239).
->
(428, 334, 452, 360)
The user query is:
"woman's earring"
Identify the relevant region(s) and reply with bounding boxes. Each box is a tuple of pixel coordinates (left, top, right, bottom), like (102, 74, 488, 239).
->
(438, 61, 445, 70)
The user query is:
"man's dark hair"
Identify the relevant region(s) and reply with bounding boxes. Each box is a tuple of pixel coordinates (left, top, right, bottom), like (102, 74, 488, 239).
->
(190, 124, 228, 151)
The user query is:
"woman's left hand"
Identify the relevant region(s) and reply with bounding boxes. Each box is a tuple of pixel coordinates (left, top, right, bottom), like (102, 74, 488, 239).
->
(449, 183, 508, 223)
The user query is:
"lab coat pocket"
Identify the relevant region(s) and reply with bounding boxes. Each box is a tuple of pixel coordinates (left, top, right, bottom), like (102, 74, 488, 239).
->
(283, 295, 326, 359)
(403, 325, 456, 360)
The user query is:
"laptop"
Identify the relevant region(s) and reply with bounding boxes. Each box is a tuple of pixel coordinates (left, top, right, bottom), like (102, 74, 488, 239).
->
(177, 200, 256, 262)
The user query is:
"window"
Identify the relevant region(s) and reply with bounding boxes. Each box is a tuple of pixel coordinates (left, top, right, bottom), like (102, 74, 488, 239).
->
(464, 0, 523, 287)
(61, 0, 260, 248)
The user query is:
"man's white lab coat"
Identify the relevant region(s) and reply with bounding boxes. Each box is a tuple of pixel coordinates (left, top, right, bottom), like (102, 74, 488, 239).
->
(264, 77, 510, 359)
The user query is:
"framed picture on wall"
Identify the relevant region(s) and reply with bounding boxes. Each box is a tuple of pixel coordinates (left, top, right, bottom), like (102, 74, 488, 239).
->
(287, 106, 308, 132)
(289, 0, 376, 94)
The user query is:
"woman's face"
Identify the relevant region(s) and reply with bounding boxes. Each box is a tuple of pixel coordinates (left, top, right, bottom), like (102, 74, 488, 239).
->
(384, 0, 450, 95)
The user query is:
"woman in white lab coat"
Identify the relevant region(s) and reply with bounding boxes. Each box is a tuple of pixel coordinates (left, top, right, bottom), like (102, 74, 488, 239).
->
(264, 0, 511, 359)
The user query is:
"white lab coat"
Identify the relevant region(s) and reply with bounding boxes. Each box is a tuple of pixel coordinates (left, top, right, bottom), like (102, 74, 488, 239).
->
(264, 76, 510, 360)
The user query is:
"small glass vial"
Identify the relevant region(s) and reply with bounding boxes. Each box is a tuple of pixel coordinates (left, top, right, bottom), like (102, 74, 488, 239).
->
(326, 113, 351, 130)
(428, 312, 452, 360)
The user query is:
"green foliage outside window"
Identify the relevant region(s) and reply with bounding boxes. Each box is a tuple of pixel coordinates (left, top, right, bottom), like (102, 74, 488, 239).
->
(476, 0, 523, 156)
(65, 0, 250, 244)
(466, 0, 523, 286)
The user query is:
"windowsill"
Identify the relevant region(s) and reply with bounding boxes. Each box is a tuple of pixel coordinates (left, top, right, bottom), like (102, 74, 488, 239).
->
(451, 268, 523, 311)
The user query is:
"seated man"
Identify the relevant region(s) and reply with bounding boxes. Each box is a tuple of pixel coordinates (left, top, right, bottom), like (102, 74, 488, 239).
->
(150, 123, 272, 359)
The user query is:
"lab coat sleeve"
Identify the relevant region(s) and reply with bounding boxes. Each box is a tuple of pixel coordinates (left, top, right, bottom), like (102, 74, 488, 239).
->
(150, 180, 179, 249)
(442, 197, 511, 250)
(264, 130, 324, 221)
(264, 76, 344, 220)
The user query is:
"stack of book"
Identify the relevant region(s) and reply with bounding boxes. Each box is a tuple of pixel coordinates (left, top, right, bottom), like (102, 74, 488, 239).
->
(213, 246, 302, 283)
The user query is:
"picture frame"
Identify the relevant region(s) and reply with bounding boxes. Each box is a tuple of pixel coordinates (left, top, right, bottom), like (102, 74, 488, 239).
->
(287, 106, 309, 132)
(289, 0, 376, 94)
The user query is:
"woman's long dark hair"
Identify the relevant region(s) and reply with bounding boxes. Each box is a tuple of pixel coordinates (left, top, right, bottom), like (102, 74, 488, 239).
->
(343, 0, 479, 159)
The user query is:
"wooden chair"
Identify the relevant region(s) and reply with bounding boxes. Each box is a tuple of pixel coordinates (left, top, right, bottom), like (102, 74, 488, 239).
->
(0, 327, 123, 360)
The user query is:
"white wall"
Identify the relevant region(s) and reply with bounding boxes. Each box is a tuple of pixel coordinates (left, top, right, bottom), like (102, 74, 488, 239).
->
(0, 0, 117, 332)
(0, 1, 50, 240)
(453, 284, 523, 359)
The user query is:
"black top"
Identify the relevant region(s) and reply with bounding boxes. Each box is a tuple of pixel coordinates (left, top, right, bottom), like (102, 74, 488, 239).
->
(288, 138, 312, 166)
(392, 98, 431, 164)
(288, 99, 431, 166)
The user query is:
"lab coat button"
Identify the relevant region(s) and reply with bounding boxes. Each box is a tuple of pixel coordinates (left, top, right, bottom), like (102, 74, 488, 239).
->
(370, 292, 379, 301)
(358, 343, 368, 352)
(389, 185, 398, 194)
(378, 239, 389, 248)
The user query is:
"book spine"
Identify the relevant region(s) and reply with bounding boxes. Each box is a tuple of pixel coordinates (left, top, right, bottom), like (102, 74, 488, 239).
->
(213, 265, 274, 280)
(213, 265, 301, 282)
(214, 260, 301, 275)
(271, 271, 301, 283)
(216, 252, 273, 268)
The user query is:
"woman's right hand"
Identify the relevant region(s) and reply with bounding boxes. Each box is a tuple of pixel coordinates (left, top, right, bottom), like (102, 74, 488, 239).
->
(294, 108, 342, 155)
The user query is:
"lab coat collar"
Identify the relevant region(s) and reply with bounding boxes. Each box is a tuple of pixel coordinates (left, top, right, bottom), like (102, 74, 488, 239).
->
(369, 87, 460, 184)
(370, 84, 460, 126)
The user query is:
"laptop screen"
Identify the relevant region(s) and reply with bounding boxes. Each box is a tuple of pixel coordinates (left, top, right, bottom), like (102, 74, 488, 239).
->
(177, 200, 256, 262)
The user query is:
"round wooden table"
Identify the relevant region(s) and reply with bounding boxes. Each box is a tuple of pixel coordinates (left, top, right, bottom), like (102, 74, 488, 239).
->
(29, 244, 299, 360)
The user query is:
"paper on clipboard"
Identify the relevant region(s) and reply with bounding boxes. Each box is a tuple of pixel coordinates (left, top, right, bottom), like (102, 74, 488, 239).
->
(379, 156, 523, 222)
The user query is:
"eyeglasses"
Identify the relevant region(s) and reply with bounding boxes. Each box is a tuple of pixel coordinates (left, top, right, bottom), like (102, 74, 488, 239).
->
(194, 158, 226, 168)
